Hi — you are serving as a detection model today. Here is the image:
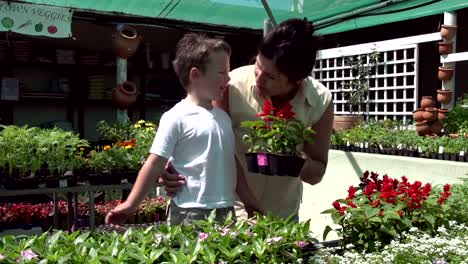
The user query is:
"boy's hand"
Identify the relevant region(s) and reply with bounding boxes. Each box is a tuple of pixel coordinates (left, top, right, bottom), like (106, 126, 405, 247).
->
(160, 162, 186, 197)
(105, 201, 136, 227)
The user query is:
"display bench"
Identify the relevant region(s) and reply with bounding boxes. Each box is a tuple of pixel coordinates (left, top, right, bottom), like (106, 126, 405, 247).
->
(0, 183, 134, 231)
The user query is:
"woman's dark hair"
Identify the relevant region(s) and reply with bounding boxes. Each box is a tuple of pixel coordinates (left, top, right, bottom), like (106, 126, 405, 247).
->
(258, 18, 320, 82)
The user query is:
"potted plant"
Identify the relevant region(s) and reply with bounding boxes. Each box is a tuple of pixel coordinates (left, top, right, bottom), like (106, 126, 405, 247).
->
(241, 100, 315, 176)
(322, 171, 453, 252)
(334, 51, 380, 131)
(443, 94, 468, 137)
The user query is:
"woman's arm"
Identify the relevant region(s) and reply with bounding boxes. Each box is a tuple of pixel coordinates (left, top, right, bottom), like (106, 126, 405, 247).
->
(300, 102, 334, 185)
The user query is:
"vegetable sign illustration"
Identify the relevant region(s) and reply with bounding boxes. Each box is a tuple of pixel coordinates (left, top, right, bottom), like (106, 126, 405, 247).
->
(47, 25, 57, 34)
(35, 23, 43, 32)
(1, 17, 14, 28)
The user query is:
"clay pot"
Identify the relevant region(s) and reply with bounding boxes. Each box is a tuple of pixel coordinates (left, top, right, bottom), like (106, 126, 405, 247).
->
(415, 121, 430, 136)
(333, 115, 363, 131)
(112, 25, 142, 59)
(412, 108, 424, 122)
(449, 133, 459, 139)
(438, 41, 453, 54)
(423, 107, 438, 122)
(438, 67, 454, 81)
(438, 108, 449, 120)
(437, 89, 452, 104)
(420, 96, 435, 108)
(112, 81, 138, 109)
(440, 25, 457, 40)
(430, 121, 443, 134)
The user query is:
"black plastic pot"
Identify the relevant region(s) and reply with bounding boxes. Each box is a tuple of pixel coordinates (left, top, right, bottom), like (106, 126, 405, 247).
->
(245, 153, 259, 173)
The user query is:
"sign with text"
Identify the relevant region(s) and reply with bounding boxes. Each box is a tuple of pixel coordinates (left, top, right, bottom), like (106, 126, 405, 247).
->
(0, 1, 72, 38)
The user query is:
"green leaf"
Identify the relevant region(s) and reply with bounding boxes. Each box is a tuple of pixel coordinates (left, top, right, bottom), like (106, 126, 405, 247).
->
(364, 207, 380, 218)
(423, 214, 435, 227)
(369, 217, 382, 223)
(323, 225, 333, 241)
(321, 208, 337, 214)
(331, 213, 345, 224)
(383, 210, 401, 221)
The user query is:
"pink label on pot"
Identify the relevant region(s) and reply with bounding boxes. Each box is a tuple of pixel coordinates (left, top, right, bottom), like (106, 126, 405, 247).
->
(257, 153, 268, 166)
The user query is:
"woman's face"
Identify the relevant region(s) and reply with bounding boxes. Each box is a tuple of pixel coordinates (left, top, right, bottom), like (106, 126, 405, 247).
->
(254, 54, 291, 98)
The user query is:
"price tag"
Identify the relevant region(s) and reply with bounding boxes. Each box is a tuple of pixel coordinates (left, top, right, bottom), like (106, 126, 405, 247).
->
(59, 179, 68, 188)
(438, 146, 444, 154)
(360, 142, 364, 148)
(397, 144, 403, 150)
(418, 146, 423, 153)
(460, 151, 465, 156)
(346, 141, 350, 147)
(365, 142, 369, 148)
(379, 144, 383, 150)
(257, 153, 268, 166)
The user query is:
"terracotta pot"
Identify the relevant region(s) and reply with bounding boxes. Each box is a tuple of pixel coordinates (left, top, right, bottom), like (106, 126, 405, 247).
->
(420, 96, 435, 108)
(422, 107, 438, 122)
(437, 89, 452, 104)
(333, 115, 362, 131)
(449, 133, 459, 139)
(112, 81, 138, 109)
(438, 108, 449, 120)
(438, 41, 453, 54)
(415, 121, 430, 136)
(440, 24, 457, 40)
(430, 121, 443, 134)
(412, 108, 424, 122)
(112, 25, 142, 59)
(438, 67, 454, 81)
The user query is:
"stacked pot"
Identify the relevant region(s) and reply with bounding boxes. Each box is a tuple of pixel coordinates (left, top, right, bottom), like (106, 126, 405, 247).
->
(438, 24, 456, 82)
(413, 92, 453, 137)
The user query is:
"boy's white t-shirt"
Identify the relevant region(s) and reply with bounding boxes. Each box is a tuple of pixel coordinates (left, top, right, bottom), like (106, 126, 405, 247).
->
(150, 99, 237, 209)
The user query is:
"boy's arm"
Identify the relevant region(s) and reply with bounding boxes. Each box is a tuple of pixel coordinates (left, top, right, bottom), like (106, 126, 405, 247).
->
(124, 154, 168, 212)
(235, 156, 262, 214)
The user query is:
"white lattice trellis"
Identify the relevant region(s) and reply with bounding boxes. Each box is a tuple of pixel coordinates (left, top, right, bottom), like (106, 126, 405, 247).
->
(314, 42, 421, 123)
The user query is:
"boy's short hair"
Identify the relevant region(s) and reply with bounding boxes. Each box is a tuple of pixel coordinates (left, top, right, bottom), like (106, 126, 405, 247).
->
(174, 33, 231, 87)
(258, 18, 320, 83)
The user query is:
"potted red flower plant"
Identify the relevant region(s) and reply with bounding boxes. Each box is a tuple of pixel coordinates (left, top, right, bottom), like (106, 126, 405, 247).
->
(241, 99, 315, 176)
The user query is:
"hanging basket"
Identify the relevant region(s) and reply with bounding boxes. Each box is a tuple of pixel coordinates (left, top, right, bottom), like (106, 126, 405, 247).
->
(112, 81, 138, 109)
(112, 25, 142, 59)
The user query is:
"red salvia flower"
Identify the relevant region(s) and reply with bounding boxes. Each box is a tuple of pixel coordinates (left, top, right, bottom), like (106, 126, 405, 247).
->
(332, 201, 341, 210)
(276, 102, 295, 119)
(256, 99, 275, 117)
(346, 186, 357, 200)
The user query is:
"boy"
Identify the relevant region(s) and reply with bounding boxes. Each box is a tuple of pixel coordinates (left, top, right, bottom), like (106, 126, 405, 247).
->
(105, 33, 259, 226)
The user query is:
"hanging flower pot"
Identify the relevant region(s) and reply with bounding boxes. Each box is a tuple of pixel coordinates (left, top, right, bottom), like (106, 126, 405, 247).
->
(112, 81, 138, 109)
(420, 96, 435, 109)
(423, 107, 438, 122)
(412, 108, 424, 122)
(112, 25, 142, 59)
(415, 120, 430, 136)
(437, 89, 453, 104)
(438, 41, 453, 54)
(438, 108, 449, 120)
(430, 120, 443, 134)
(440, 25, 457, 40)
(438, 67, 454, 81)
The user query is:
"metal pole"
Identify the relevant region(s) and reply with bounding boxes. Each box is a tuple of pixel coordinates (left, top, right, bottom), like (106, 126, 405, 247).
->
(116, 24, 129, 123)
(260, 0, 278, 27)
(442, 12, 456, 110)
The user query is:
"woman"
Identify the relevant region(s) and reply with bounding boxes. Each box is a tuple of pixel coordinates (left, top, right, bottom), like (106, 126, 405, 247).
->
(163, 18, 333, 220)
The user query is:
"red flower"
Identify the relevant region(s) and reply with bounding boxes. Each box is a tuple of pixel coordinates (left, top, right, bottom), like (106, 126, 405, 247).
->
(256, 99, 275, 117)
(379, 210, 384, 217)
(370, 199, 381, 207)
(338, 206, 347, 215)
(443, 184, 451, 192)
(347, 200, 357, 208)
(364, 182, 376, 198)
(332, 201, 341, 210)
(398, 210, 404, 217)
(276, 102, 295, 119)
(346, 186, 357, 200)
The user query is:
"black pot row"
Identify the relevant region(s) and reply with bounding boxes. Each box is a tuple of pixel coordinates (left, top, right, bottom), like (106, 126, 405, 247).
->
(330, 145, 467, 162)
(0, 170, 139, 190)
(245, 153, 305, 177)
